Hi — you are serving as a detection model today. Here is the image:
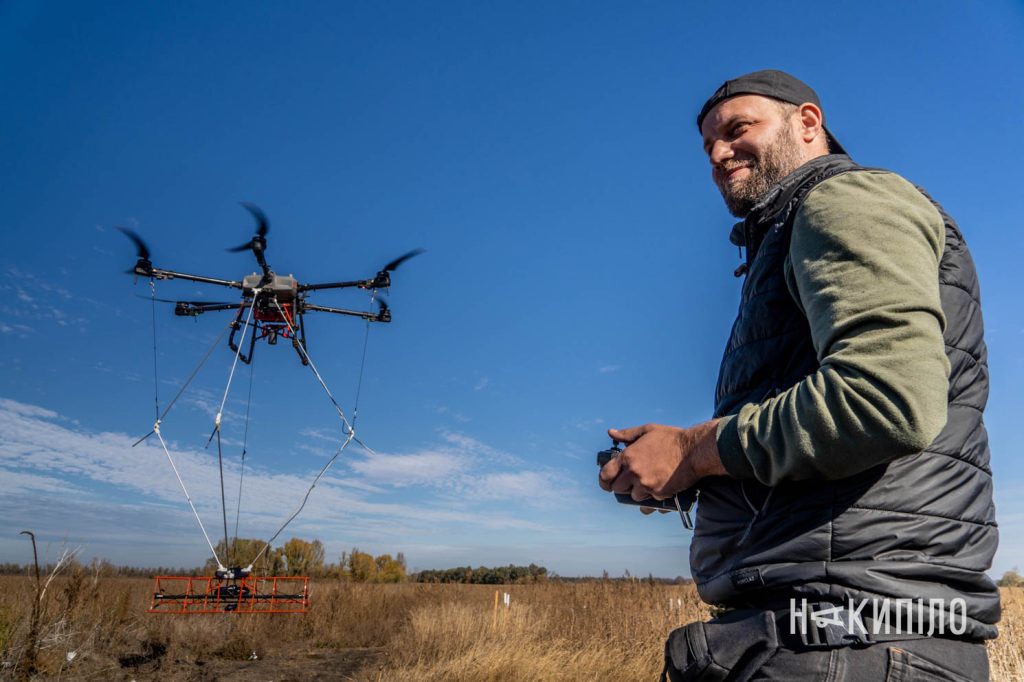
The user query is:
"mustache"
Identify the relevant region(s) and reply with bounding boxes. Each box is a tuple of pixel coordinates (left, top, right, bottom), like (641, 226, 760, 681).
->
(720, 161, 756, 174)
(715, 160, 757, 186)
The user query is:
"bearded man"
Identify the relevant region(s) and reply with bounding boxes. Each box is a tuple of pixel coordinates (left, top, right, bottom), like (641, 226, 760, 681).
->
(599, 70, 999, 680)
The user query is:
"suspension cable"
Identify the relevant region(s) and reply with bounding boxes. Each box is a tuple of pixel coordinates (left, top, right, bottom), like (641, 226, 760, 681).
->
(207, 295, 259, 445)
(232, 361, 255, 559)
(148, 279, 160, 422)
(350, 290, 374, 429)
(154, 424, 225, 568)
(132, 321, 232, 447)
(246, 432, 354, 571)
(268, 298, 353, 434)
(202, 293, 259, 565)
(244, 298, 362, 571)
(214, 428, 230, 564)
(137, 291, 376, 574)
(134, 293, 237, 568)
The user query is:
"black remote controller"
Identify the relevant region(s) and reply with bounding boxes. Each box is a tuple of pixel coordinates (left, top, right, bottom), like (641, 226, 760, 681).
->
(596, 441, 698, 528)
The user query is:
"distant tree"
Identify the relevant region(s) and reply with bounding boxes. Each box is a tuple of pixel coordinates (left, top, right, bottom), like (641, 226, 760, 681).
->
(998, 568, 1024, 587)
(374, 554, 408, 583)
(347, 549, 378, 582)
(282, 538, 325, 576)
(414, 563, 549, 584)
(203, 538, 284, 576)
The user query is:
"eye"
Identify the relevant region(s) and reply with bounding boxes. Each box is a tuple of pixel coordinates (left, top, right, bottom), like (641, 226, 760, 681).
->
(729, 122, 750, 137)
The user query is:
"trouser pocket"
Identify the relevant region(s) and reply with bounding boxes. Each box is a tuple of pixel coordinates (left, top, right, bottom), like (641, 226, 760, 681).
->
(885, 647, 978, 682)
(662, 609, 778, 682)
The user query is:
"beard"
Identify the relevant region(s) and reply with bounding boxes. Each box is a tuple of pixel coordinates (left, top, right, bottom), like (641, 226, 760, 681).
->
(715, 127, 805, 218)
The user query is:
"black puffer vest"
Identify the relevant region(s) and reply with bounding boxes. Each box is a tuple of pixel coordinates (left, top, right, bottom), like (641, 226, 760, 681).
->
(692, 155, 1000, 640)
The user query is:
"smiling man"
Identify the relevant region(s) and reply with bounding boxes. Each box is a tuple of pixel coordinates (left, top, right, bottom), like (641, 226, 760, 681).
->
(599, 70, 999, 680)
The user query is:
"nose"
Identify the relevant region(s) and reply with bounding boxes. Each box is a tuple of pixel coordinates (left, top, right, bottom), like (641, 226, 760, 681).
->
(708, 139, 733, 167)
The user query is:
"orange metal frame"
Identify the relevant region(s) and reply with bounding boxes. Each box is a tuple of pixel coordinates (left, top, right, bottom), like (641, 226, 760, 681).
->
(148, 575, 309, 614)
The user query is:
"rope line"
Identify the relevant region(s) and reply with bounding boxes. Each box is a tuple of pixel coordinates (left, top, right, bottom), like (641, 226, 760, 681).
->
(154, 425, 224, 568)
(208, 295, 259, 444)
(135, 289, 379, 574)
(132, 321, 231, 447)
(350, 290, 375, 429)
(268, 298, 353, 434)
(215, 428, 230, 563)
(149, 279, 160, 421)
(200, 293, 260, 568)
(243, 298, 367, 571)
(245, 432, 355, 572)
(232, 361, 255, 559)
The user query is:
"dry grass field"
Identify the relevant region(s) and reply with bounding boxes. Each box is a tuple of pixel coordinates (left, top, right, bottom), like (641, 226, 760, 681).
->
(1, 571, 1022, 681)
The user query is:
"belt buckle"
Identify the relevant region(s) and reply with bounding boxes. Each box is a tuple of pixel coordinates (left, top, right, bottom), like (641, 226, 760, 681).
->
(797, 602, 870, 649)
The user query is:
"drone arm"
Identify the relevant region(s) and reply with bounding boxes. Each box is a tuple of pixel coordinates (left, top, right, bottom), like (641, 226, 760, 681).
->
(136, 265, 243, 289)
(297, 278, 377, 293)
(303, 303, 390, 323)
(174, 302, 242, 316)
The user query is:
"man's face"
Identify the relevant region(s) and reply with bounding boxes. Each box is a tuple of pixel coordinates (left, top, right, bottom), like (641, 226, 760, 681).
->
(700, 95, 806, 217)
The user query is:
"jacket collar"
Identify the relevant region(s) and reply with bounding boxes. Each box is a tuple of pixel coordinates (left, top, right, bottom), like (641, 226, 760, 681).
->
(728, 154, 853, 247)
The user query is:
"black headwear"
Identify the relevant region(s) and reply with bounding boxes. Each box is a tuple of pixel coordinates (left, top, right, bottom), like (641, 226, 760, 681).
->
(697, 69, 847, 155)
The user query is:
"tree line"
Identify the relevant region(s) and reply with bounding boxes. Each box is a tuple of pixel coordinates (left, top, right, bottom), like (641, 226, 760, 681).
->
(416, 563, 548, 584)
(3, 537, 555, 584)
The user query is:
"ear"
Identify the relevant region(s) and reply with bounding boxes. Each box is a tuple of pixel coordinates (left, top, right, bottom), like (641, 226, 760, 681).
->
(796, 102, 826, 147)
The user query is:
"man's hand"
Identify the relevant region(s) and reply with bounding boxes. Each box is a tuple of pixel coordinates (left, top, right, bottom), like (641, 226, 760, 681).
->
(598, 421, 726, 504)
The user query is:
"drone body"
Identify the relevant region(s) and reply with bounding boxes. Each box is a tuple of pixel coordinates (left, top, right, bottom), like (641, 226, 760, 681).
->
(120, 204, 418, 364)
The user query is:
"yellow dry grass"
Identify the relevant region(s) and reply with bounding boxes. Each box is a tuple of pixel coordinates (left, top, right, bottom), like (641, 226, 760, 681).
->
(1, 573, 1022, 680)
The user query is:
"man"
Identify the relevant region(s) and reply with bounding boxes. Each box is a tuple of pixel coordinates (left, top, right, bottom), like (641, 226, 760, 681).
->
(598, 70, 999, 680)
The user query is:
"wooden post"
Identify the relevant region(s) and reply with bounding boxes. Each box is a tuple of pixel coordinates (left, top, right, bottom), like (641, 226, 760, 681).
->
(492, 589, 499, 632)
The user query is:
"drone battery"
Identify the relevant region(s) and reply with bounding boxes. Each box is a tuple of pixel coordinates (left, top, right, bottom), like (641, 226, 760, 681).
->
(242, 273, 298, 302)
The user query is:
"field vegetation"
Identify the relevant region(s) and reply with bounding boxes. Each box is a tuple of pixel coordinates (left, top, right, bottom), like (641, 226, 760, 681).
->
(2, 566, 1024, 680)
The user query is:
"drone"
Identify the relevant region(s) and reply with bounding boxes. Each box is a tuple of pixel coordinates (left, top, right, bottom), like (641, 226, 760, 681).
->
(119, 203, 423, 612)
(119, 203, 424, 365)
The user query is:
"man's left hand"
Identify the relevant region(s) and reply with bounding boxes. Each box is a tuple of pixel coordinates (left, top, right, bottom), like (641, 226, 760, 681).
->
(598, 420, 726, 501)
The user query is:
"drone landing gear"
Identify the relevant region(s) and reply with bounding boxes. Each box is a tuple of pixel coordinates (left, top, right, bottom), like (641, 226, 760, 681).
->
(228, 314, 258, 365)
(227, 299, 308, 365)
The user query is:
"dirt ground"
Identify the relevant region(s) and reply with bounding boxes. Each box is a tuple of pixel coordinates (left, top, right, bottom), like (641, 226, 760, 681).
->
(103, 647, 384, 681)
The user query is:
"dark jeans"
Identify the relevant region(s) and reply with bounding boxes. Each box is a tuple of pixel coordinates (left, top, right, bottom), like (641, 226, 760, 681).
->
(661, 610, 990, 681)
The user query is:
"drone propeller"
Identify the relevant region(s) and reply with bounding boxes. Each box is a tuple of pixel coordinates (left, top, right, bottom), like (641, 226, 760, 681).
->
(371, 248, 425, 289)
(226, 203, 272, 279)
(375, 295, 391, 322)
(226, 203, 269, 252)
(381, 248, 426, 273)
(118, 226, 155, 276)
(117, 227, 151, 259)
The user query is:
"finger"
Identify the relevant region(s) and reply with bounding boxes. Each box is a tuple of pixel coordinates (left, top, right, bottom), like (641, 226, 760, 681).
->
(611, 469, 636, 494)
(640, 507, 656, 516)
(608, 424, 652, 444)
(659, 508, 671, 514)
(631, 485, 654, 502)
(598, 458, 622, 491)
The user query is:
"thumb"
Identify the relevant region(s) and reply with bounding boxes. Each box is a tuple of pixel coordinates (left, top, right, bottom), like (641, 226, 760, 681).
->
(608, 424, 652, 444)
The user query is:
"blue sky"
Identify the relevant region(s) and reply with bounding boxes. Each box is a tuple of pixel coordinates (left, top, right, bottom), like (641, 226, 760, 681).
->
(1, 1, 1021, 577)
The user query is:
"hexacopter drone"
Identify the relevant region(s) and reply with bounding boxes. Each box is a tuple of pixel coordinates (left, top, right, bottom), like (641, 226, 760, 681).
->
(120, 204, 423, 613)
(119, 203, 423, 365)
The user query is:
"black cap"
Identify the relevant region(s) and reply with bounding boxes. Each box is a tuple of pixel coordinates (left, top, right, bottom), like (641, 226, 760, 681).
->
(697, 69, 847, 155)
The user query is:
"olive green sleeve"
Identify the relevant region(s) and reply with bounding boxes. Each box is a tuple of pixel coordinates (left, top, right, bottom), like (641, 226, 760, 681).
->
(715, 170, 950, 486)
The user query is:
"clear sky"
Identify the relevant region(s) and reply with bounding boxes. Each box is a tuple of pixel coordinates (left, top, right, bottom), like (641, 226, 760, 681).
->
(1, 1, 1021, 578)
